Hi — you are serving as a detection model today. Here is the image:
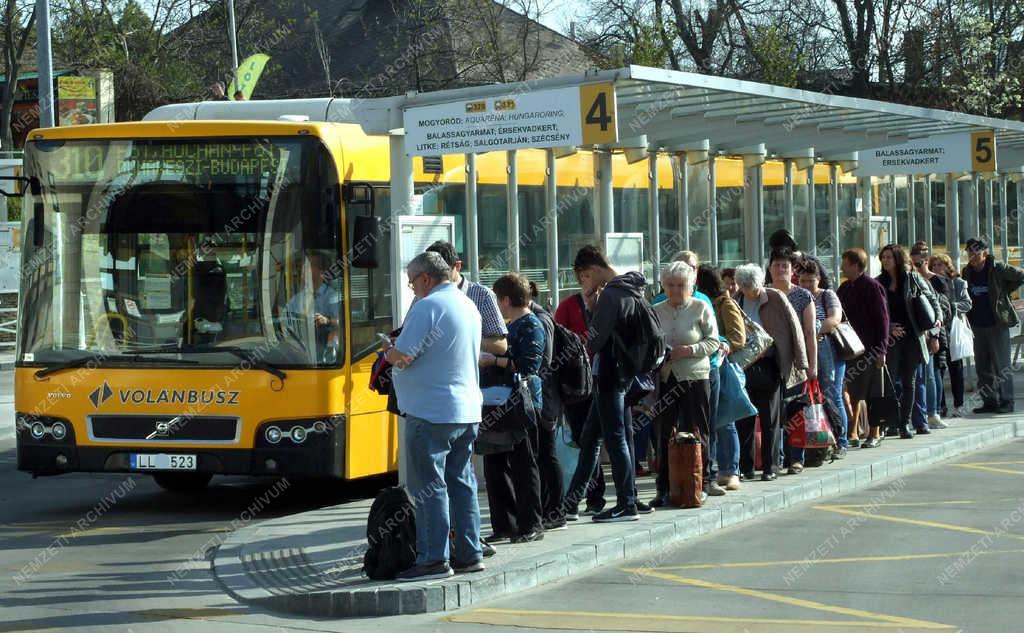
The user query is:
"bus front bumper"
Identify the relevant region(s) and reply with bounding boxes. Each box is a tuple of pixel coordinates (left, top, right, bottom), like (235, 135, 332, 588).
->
(15, 414, 346, 478)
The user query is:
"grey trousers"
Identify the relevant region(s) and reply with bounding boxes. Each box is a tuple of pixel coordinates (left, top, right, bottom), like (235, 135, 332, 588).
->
(973, 324, 1013, 407)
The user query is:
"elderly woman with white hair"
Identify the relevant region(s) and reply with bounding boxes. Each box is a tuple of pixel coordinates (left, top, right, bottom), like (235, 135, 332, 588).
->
(650, 261, 720, 506)
(733, 263, 808, 482)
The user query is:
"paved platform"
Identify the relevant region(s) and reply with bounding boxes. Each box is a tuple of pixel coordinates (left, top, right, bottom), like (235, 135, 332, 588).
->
(209, 409, 1024, 618)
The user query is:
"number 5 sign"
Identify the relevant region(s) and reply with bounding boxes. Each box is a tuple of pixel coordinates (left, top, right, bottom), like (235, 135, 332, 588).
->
(579, 83, 618, 145)
(971, 130, 996, 171)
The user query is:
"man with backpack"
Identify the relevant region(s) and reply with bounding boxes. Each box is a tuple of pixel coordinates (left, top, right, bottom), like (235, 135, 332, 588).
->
(563, 246, 663, 522)
(385, 252, 483, 581)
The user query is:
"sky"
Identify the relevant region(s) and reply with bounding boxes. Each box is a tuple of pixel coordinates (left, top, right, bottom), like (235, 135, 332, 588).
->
(537, 1, 579, 35)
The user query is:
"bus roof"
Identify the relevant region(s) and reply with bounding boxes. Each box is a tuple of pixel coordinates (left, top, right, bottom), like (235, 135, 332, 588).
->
(24, 120, 350, 144)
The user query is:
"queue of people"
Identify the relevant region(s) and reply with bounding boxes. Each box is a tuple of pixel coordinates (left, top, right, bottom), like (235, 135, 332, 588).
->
(383, 235, 1024, 582)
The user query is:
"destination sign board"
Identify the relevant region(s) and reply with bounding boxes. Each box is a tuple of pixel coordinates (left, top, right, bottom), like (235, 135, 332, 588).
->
(855, 131, 997, 176)
(403, 83, 618, 156)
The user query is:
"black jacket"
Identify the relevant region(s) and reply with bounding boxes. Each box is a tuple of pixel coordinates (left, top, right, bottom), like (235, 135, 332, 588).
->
(587, 271, 648, 389)
(877, 269, 940, 363)
(530, 300, 560, 423)
(961, 256, 1024, 328)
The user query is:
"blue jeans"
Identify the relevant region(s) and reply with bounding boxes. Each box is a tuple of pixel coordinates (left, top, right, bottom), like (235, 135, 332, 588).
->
(819, 340, 849, 449)
(913, 364, 928, 429)
(924, 354, 941, 416)
(634, 411, 652, 469)
(565, 387, 636, 509)
(404, 416, 482, 566)
(706, 363, 722, 476)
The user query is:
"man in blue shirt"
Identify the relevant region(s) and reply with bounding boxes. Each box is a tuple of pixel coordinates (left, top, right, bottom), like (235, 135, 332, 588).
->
(385, 251, 483, 581)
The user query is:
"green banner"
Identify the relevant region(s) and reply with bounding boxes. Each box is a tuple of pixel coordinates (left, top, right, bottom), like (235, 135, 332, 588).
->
(228, 53, 270, 100)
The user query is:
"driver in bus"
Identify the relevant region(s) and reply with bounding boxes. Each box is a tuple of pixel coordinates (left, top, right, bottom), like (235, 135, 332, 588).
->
(285, 253, 340, 354)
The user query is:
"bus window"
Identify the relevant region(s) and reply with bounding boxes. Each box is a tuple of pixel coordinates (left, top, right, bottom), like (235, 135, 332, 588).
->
(347, 185, 392, 361)
(19, 136, 344, 369)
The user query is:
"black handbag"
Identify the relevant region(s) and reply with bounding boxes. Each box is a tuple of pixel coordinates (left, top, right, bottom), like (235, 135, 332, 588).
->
(480, 366, 537, 435)
(829, 320, 865, 361)
(866, 367, 901, 429)
(909, 275, 936, 330)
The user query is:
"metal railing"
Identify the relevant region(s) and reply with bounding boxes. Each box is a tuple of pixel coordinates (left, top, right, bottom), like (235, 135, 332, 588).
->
(0, 305, 16, 349)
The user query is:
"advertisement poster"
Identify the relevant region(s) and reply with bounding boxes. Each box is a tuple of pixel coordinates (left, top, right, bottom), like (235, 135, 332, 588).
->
(57, 76, 98, 126)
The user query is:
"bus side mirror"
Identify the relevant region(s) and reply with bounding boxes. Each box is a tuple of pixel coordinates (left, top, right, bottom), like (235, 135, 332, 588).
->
(351, 215, 381, 269)
(32, 201, 43, 247)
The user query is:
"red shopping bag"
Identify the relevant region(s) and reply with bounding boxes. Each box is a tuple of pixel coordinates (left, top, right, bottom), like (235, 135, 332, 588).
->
(787, 381, 835, 449)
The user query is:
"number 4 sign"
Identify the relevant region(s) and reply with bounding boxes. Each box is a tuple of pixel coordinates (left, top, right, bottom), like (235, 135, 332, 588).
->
(579, 82, 618, 145)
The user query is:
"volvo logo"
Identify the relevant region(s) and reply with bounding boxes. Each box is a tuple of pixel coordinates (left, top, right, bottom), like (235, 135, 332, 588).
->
(89, 382, 114, 409)
(146, 416, 186, 440)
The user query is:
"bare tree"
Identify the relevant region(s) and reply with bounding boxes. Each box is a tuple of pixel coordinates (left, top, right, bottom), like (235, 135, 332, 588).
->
(0, 0, 35, 148)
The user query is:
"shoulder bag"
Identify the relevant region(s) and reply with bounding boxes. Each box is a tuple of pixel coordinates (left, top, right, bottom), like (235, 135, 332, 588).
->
(828, 318, 865, 361)
(732, 310, 775, 369)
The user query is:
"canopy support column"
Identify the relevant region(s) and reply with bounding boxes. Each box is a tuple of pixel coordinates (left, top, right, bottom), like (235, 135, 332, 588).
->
(743, 151, 766, 265)
(829, 164, 840, 284)
(924, 174, 933, 248)
(889, 175, 898, 245)
(985, 178, 995, 244)
(506, 149, 520, 272)
(708, 155, 718, 265)
(999, 173, 1009, 265)
(598, 150, 614, 238)
(970, 174, 981, 238)
(783, 159, 795, 235)
(389, 133, 414, 487)
(544, 149, 559, 303)
(648, 152, 661, 275)
(807, 166, 817, 255)
(465, 153, 479, 282)
(907, 175, 917, 246)
(946, 173, 961, 270)
(674, 153, 689, 251)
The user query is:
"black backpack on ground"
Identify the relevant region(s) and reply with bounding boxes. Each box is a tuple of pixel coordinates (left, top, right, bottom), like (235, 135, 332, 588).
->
(362, 486, 416, 580)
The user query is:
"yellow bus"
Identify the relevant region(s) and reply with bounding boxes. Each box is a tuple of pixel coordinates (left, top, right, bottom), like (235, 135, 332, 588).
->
(12, 116, 850, 489)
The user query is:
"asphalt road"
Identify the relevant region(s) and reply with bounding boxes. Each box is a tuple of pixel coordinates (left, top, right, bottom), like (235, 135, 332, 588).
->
(2, 362, 1022, 633)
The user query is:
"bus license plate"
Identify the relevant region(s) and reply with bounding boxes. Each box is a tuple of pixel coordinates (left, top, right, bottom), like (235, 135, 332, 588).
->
(129, 453, 197, 471)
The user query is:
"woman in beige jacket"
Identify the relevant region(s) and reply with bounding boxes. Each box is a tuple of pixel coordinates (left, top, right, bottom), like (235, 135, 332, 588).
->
(733, 263, 808, 481)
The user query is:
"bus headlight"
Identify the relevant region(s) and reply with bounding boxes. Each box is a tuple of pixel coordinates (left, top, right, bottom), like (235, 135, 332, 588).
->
(50, 422, 67, 440)
(312, 421, 327, 434)
(30, 422, 46, 440)
(265, 426, 283, 444)
(290, 425, 308, 444)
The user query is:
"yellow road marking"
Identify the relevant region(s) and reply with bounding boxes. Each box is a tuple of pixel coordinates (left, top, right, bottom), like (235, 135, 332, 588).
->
(624, 569, 956, 629)
(819, 501, 981, 509)
(813, 506, 1024, 541)
(640, 548, 1024, 571)
(448, 608, 960, 632)
(958, 461, 1024, 465)
(951, 464, 1024, 476)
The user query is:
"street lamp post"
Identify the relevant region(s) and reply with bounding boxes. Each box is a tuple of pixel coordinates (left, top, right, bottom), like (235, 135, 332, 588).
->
(37, 0, 55, 128)
(227, 0, 239, 84)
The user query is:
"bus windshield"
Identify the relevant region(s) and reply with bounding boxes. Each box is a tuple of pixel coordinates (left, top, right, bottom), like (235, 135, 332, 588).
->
(18, 136, 344, 369)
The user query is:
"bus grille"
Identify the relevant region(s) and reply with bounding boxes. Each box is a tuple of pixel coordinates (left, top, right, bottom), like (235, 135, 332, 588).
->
(87, 416, 240, 443)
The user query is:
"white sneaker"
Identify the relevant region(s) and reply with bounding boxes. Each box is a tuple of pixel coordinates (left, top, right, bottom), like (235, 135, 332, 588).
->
(928, 414, 948, 429)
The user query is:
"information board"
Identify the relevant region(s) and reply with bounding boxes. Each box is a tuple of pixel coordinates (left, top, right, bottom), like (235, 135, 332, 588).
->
(855, 131, 997, 176)
(404, 83, 618, 156)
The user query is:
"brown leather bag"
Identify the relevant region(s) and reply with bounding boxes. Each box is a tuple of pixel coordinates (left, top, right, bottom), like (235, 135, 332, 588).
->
(668, 431, 703, 508)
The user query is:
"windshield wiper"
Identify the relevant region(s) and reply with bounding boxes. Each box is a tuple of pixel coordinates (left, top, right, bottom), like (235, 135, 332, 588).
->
(34, 353, 199, 379)
(133, 345, 287, 382)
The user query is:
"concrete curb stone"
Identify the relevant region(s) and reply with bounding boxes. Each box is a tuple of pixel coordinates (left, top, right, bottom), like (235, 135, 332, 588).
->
(209, 419, 1023, 618)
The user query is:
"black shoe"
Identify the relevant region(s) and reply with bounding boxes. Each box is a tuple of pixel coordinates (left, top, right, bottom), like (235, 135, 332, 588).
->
(885, 427, 899, 437)
(649, 495, 667, 508)
(740, 471, 757, 481)
(761, 472, 778, 481)
(483, 532, 513, 544)
(581, 503, 605, 516)
(542, 518, 567, 531)
(861, 437, 881, 448)
(973, 404, 999, 414)
(397, 560, 454, 582)
(635, 500, 655, 515)
(510, 530, 544, 544)
(899, 425, 914, 439)
(915, 426, 931, 435)
(480, 540, 496, 558)
(997, 402, 1015, 414)
(451, 559, 485, 573)
(593, 504, 639, 523)
(564, 510, 579, 521)
(848, 438, 861, 448)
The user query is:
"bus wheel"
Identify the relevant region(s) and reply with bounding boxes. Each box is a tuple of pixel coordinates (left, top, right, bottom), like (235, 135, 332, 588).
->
(152, 472, 213, 492)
